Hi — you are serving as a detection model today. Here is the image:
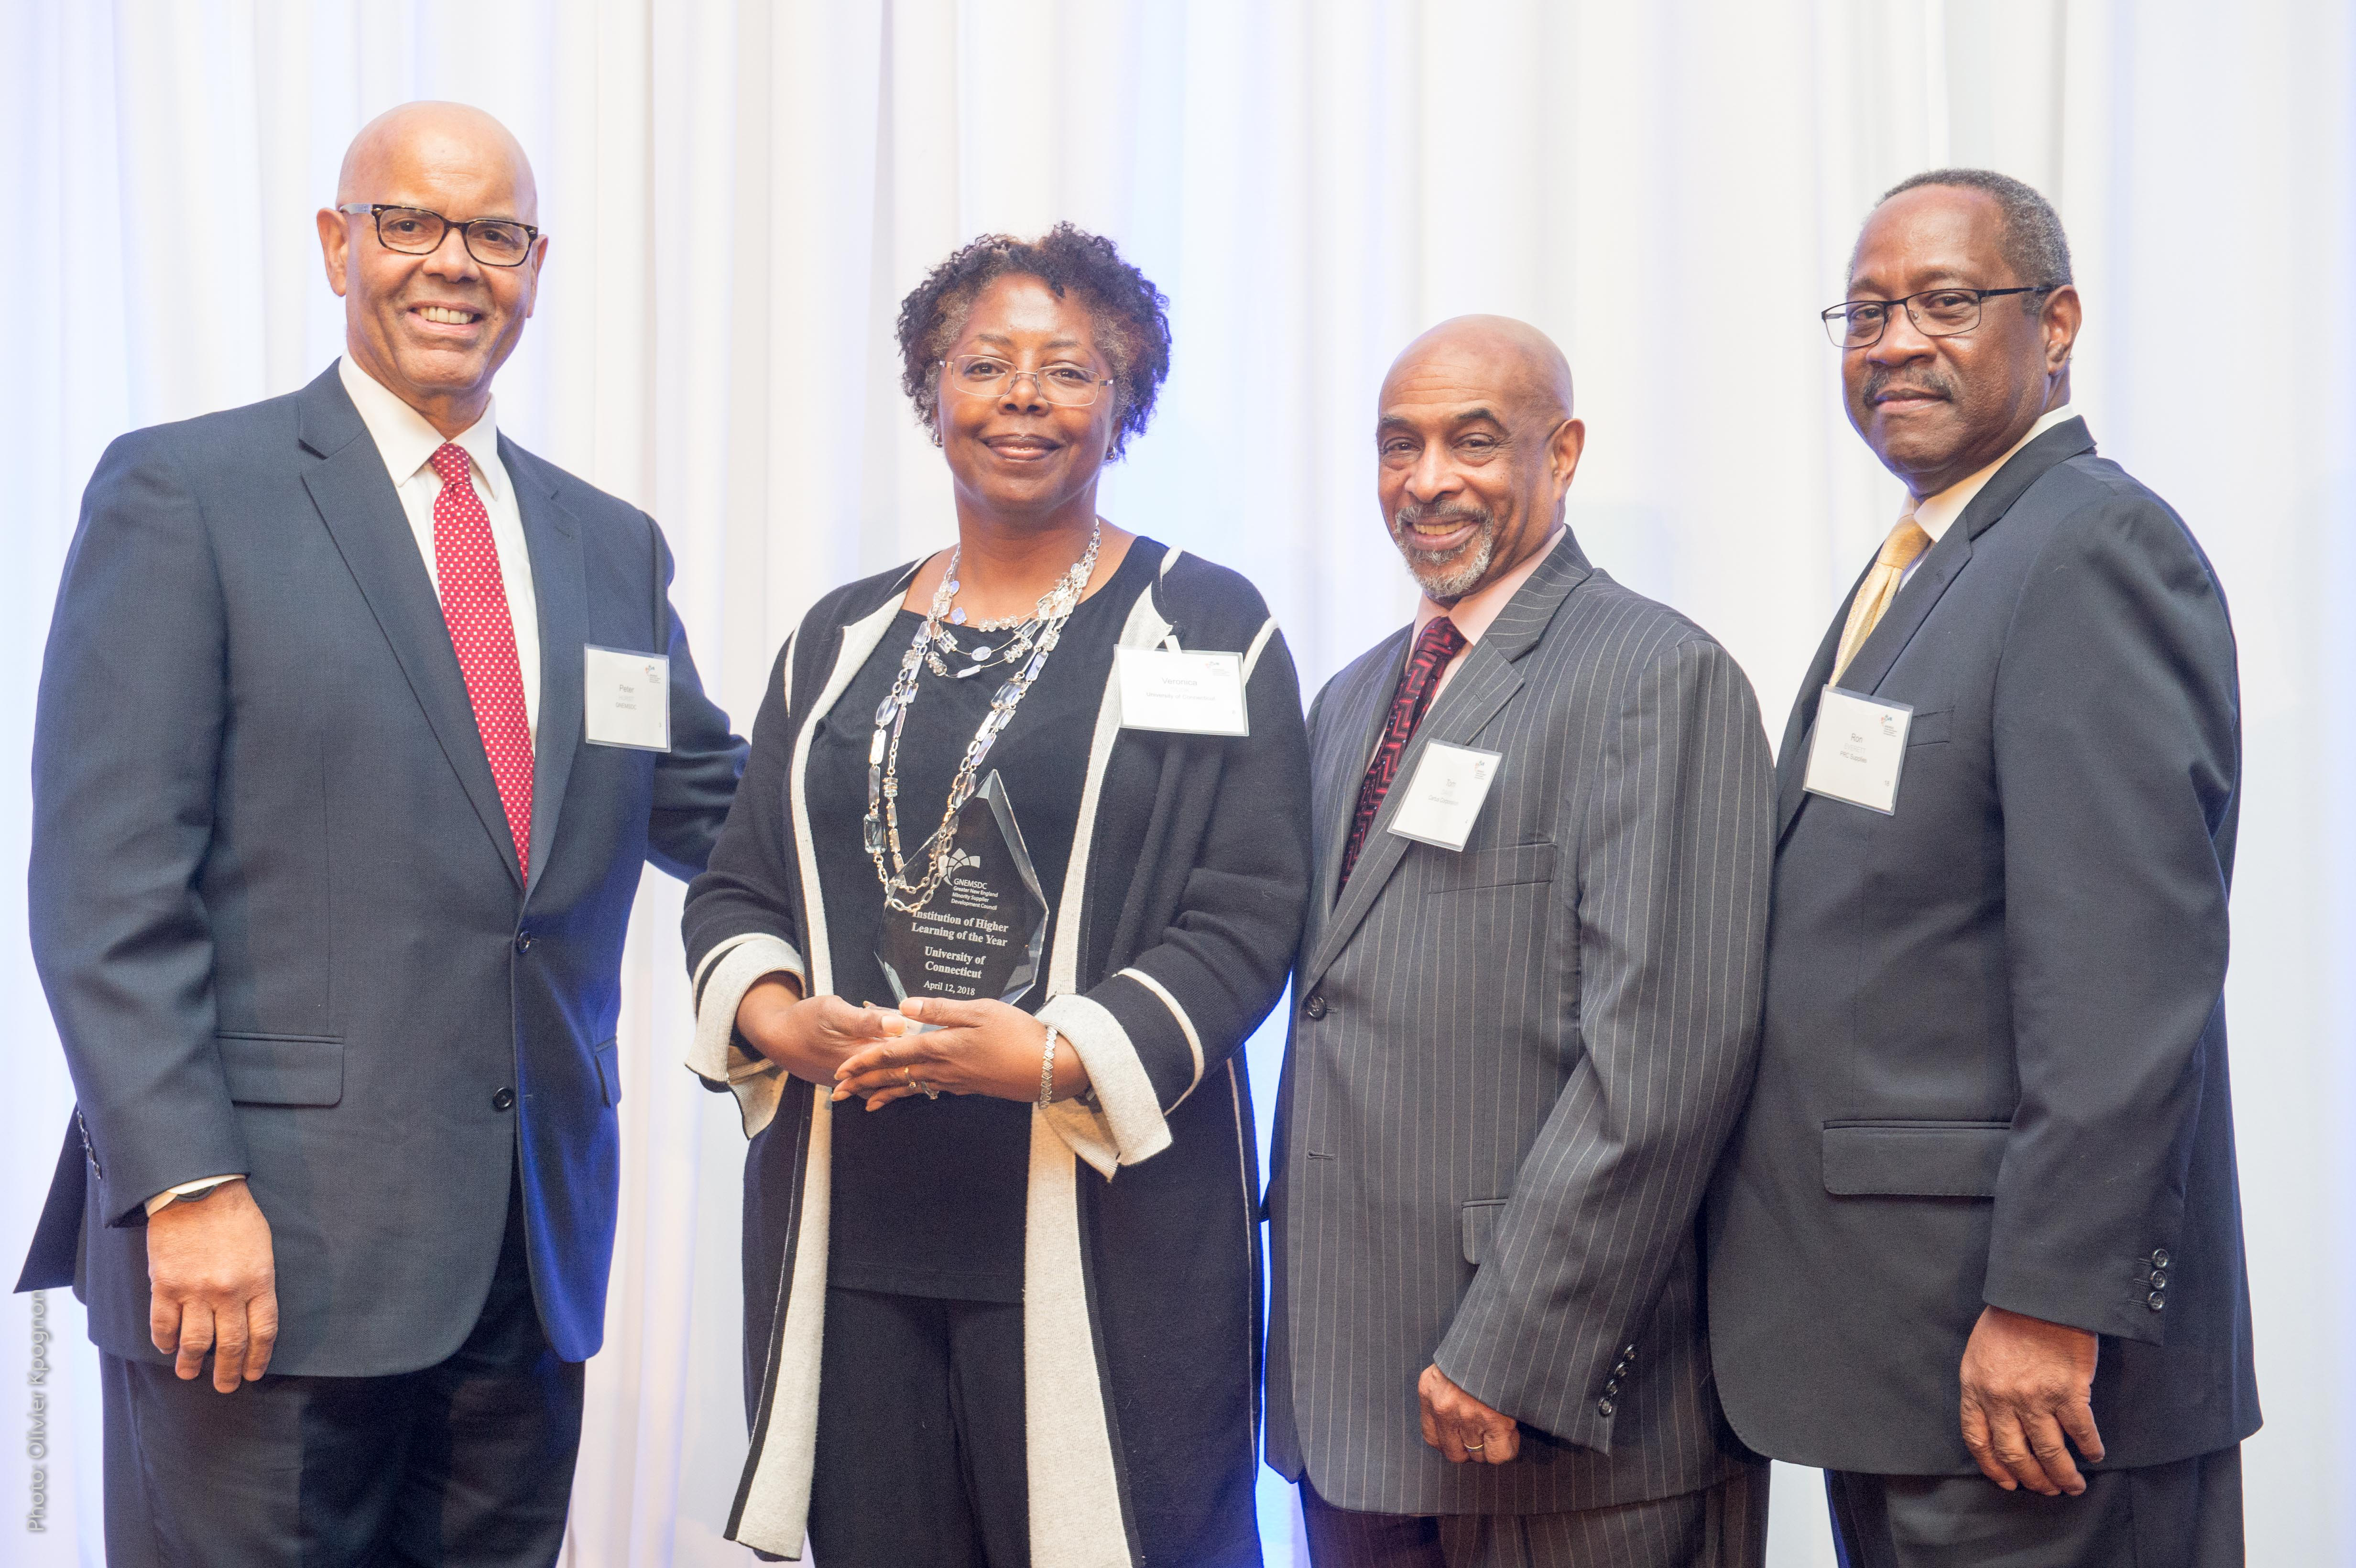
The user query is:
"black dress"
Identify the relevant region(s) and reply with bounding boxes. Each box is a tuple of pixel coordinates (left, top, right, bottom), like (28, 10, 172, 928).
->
(802, 546, 1149, 1301)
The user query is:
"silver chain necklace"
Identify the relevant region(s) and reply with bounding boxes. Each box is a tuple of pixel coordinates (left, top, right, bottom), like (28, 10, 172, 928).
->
(865, 519, 1104, 913)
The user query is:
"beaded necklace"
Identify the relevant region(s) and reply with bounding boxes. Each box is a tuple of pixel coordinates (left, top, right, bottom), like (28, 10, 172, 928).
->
(865, 519, 1104, 913)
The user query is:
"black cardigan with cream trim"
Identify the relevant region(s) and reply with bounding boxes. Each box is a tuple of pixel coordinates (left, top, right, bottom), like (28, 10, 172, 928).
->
(681, 538, 1311, 1565)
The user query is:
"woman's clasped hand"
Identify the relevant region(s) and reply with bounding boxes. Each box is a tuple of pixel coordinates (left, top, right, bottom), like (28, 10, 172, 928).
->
(734, 975, 1090, 1111)
(833, 995, 1091, 1108)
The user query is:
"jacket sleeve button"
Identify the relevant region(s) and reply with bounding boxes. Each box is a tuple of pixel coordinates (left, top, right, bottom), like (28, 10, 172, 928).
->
(2146, 1290, 2166, 1311)
(1596, 1397, 1615, 1417)
(2150, 1248, 2170, 1268)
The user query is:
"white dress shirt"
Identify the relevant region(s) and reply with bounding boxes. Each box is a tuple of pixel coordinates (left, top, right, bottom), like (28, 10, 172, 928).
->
(1899, 403, 2077, 587)
(146, 359, 544, 1215)
(337, 355, 542, 735)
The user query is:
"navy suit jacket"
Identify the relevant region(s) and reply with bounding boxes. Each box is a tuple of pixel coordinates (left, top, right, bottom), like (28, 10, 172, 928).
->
(1705, 418, 2260, 1473)
(17, 364, 745, 1375)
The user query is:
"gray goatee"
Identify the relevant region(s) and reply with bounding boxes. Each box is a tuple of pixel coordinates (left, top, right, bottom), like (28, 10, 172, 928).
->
(1389, 501, 1496, 600)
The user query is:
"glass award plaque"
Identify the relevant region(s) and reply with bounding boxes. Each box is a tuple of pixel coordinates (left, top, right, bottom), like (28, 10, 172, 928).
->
(877, 770, 1049, 1010)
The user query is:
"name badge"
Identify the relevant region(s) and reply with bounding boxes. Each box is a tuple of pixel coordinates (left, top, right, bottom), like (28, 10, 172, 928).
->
(1115, 647, 1250, 736)
(1386, 742, 1503, 851)
(1802, 686, 1912, 814)
(583, 645, 672, 752)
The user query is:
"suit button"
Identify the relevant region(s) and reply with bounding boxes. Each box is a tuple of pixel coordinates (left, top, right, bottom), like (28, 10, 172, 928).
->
(1612, 1361, 1630, 1378)
(492, 1087, 517, 1112)
(1596, 1397, 1615, 1417)
(514, 931, 534, 953)
(2151, 1248, 2170, 1268)
(2149, 1270, 2167, 1289)
(2146, 1290, 2165, 1311)
(1304, 992, 1328, 1020)
(1621, 1344, 1637, 1361)
(1603, 1380, 1620, 1397)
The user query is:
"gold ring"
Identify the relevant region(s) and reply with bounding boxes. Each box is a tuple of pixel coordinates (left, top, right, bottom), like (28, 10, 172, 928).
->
(900, 1067, 912, 1086)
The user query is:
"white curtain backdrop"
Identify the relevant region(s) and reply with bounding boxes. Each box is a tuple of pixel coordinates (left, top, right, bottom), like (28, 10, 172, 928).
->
(4, 3, 2350, 1565)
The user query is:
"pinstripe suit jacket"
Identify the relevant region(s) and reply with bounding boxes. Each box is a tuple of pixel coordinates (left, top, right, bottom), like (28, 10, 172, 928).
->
(1265, 532, 1773, 1516)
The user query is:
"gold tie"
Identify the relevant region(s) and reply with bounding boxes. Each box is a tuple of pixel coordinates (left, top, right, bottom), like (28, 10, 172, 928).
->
(1830, 512, 1932, 685)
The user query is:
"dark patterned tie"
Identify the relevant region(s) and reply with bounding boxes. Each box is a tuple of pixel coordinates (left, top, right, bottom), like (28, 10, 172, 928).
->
(1340, 616, 1468, 887)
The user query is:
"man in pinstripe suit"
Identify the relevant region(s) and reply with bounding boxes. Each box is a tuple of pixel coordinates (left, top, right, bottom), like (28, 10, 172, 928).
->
(1265, 316, 1775, 1567)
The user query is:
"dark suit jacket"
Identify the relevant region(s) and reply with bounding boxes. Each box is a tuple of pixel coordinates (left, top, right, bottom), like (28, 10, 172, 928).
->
(1706, 417, 2260, 1474)
(1266, 534, 1775, 1515)
(17, 365, 745, 1376)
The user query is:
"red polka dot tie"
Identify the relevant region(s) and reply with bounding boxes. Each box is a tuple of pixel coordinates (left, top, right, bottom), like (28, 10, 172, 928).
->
(429, 443, 534, 878)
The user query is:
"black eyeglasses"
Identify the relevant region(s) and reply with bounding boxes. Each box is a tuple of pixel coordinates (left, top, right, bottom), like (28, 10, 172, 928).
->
(335, 203, 541, 267)
(1821, 286, 2055, 348)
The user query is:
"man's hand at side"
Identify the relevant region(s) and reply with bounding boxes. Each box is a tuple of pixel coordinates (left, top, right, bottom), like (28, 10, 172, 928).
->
(147, 1177, 278, 1392)
(1959, 1305, 2104, 1496)
(1418, 1364, 1520, 1465)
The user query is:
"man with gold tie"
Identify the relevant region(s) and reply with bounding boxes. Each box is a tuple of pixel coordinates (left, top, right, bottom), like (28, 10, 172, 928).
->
(1706, 170, 2258, 1565)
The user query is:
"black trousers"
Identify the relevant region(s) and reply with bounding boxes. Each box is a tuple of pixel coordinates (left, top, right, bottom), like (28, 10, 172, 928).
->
(1827, 1446, 2243, 1568)
(1301, 1466, 1768, 1568)
(807, 1286, 1030, 1568)
(101, 1181, 583, 1568)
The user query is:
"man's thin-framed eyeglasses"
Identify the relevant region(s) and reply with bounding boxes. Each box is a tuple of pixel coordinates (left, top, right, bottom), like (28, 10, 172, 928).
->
(1821, 286, 2056, 348)
(336, 203, 541, 268)
(940, 354, 1113, 408)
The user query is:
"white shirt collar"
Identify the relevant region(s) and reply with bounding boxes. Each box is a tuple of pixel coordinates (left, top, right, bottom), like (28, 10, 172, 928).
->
(1413, 525, 1566, 643)
(1911, 403, 2076, 541)
(337, 354, 505, 500)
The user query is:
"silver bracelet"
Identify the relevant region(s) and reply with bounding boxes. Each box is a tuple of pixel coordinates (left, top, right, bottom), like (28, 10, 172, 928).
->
(1038, 1023, 1062, 1109)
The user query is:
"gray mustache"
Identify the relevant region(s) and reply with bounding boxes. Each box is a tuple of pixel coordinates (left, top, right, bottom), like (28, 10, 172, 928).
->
(1392, 503, 1492, 532)
(1860, 366, 1958, 403)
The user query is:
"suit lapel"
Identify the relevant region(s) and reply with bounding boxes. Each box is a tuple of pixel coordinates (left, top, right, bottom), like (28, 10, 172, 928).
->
(1302, 533, 1591, 990)
(1312, 635, 1405, 924)
(1771, 584, 1853, 842)
(512, 444, 585, 906)
(298, 370, 523, 887)
(1775, 416, 2098, 846)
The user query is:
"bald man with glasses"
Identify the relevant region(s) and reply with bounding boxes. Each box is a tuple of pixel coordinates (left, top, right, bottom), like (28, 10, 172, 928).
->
(18, 102, 744, 1565)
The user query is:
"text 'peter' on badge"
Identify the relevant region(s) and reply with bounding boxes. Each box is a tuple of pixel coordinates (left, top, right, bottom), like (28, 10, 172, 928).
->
(583, 645, 671, 752)
(1386, 742, 1504, 851)
(1115, 646, 1250, 736)
(1802, 685, 1912, 814)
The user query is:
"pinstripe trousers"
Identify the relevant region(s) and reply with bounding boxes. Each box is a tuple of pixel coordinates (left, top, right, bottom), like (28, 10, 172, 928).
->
(1300, 1465, 1767, 1568)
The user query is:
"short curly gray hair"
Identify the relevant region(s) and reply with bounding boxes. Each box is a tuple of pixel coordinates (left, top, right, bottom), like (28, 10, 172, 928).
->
(1873, 168, 2073, 310)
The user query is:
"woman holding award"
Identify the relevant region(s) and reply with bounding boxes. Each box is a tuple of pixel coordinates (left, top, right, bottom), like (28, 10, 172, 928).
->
(682, 225, 1311, 1568)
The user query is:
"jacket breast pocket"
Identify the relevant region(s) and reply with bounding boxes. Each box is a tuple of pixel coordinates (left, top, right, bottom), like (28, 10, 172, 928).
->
(1906, 709, 1952, 746)
(1426, 841, 1556, 895)
(1460, 1198, 1510, 1263)
(218, 1033, 345, 1108)
(1822, 1120, 2008, 1197)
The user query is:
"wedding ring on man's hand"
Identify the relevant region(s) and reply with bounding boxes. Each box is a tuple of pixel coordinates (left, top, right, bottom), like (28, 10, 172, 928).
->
(917, 1079, 941, 1100)
(1463, 1439, 1485, 1451)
